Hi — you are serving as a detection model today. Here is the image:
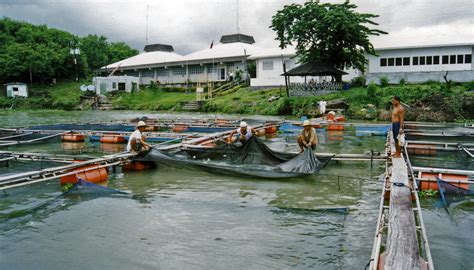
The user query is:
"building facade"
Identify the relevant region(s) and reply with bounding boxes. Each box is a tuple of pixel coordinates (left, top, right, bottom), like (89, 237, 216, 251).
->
(366, 43, 473, 83)
(93, 76, 140, 95)
(101, 35, 473, 88)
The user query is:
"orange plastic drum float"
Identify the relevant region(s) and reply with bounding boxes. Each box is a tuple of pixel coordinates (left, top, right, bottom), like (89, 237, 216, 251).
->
(60, 165, 108, 185)
(406, 144, 437, 156)
(61, 132, 85, 142)
(122, 161, 155, 171)
(172, 124, 189, 133)
(327, 124, 344, 131)
(100, 134, 126, 144)
(264, 125, 278, 134)
(418, 172, 469, 191)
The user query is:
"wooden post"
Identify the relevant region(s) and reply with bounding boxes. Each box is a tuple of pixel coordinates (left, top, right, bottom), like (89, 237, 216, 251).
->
(283, 63, 290, 97)
(384, 157, 421, 269)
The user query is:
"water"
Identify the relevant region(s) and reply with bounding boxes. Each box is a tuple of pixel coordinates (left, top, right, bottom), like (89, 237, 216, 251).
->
(1, 111, 473, 269)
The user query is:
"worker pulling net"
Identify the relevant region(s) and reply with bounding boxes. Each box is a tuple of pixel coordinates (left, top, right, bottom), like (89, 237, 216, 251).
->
(143, 137, 330, 179)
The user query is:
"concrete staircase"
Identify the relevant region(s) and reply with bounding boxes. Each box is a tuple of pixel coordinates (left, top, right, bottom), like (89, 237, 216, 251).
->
(182, 101, 203, 111)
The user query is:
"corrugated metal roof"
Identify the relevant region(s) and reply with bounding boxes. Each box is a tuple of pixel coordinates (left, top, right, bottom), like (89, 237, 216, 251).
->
(104, 51, 185, 70)
(183, 42, 263, 62)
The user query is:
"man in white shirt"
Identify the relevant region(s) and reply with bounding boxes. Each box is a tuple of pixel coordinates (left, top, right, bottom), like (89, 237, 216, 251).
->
(228, 121, 256, 144)
(318, 100, 327, 115)
(127, 121, 151, 153)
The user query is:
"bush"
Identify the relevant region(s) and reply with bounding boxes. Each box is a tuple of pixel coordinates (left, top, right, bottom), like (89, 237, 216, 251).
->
(351, 76, 366, 87)
(366, 83, 378, 99)
(379, 76, 389, 88)
(399, 78, 406, 86)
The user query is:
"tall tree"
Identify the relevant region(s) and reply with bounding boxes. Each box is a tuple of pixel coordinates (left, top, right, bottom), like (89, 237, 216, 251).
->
(270, 0, 387, 81)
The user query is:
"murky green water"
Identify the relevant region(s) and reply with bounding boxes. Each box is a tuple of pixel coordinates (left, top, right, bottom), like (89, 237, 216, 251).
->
(0, 111, 472, 269)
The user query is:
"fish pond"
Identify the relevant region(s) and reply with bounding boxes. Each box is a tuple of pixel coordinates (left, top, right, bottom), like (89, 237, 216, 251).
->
(0, 111, 472, 269)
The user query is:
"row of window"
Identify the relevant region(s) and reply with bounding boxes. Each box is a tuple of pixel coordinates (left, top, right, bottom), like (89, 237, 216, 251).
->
(380, 54, 472, 67)
(138, 65, 221, 77)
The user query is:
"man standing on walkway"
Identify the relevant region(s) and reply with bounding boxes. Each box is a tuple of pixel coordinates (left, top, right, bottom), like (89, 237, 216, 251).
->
(391, 96, 405, 157)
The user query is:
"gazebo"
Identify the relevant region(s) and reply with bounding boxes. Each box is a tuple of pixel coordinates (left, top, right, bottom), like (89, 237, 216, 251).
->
(282, 61, 347, 97)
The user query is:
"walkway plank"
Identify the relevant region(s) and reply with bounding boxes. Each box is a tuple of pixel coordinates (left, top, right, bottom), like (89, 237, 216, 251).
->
(384, 157, 421, 269)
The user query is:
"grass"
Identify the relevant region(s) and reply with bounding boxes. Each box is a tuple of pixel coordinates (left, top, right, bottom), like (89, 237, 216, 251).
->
(111, 87, 195, 110)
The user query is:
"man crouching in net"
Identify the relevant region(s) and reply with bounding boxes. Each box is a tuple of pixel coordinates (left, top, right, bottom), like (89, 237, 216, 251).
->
(127, 121, 152, 155)
(297, 120, 318, 153)
(228, 121, 257, 144)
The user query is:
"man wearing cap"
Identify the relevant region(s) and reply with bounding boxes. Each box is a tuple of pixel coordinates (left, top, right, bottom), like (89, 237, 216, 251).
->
(228, 121, 256, 144)
(127, 121, 151, 154)
(297, 120, 318, 152)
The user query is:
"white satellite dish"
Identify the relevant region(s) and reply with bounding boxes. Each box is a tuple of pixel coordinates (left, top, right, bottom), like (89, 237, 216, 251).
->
(80, 85, 88, 91)
(87, 85, 96, 91)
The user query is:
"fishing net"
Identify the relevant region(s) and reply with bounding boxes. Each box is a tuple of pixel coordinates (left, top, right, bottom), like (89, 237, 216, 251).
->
(436, 176, 474, 207)
(68, 178, 129, 195)
(143, 137, 330, 179)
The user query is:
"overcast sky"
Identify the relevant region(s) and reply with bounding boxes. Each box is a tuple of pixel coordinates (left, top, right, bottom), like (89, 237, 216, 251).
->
(1, 0, 473, 54)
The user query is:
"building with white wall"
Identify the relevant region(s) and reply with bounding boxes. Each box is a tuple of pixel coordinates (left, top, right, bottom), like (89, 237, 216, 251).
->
(102, 34, 262, 86)
(93, 76, 139, 95)
(101, 34, 473, 88)
(366, 43, 473, 83)
(4, 82, 28, 98)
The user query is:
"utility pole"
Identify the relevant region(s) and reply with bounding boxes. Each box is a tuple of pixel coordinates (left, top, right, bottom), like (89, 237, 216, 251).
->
(70, 42, 80, 82)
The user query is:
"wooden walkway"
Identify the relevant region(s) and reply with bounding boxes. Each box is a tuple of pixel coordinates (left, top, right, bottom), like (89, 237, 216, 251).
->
(370, 133, 434, 270)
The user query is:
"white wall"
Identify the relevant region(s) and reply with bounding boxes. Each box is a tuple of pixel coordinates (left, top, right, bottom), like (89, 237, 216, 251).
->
(6, 84, 28, 97)
(250, 57, 359, 87)
(93, 76, 140, 95)
(368, 45, 473, 73)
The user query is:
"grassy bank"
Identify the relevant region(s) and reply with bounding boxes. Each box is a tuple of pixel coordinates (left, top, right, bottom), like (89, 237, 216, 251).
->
(0, 81, 84, 110)
(1, 81, 473, 122)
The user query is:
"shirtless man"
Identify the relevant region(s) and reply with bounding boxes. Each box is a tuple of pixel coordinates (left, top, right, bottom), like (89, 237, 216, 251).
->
(391, 96, 405, 157)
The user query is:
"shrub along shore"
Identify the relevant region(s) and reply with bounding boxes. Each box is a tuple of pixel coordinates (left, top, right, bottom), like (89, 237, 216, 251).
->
(1, 81, 473, 122)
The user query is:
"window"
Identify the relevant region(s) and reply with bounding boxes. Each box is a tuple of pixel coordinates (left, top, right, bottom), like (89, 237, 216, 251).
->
(172, 67, 186, 75)
(433, 56, 440, 65)
(380, 58, 387, 67)
(262, 60, 274, 70)
(141, 70, 154, 78)
(206, 66, 216, 73)
(465, 54, 472, 64)
(13, 87, 19, 92)
(457, 55, 464, 64)
(395, 58, 402, 66)
(450, 55, 456, 64)
(112, 82, 116, 89)
(442, 55, 449, 64)
(118, 83, 126, 91)
(419, 56, 425, 65)
(413, 57, 419, 65)
(388, 58, 394, 66)
(403, 57, 410, 66)
(189, 65, 204, 74)
(157, 68, 169, 77)
(426, 56, 432, 65)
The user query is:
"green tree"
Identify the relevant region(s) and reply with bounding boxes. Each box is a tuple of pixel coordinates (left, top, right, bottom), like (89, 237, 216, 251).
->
(107, 42, 138, 65)
(270, 0, 387, 82)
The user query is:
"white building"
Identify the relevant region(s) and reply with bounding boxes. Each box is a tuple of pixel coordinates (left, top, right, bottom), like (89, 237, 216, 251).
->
(366, 43, 474, 83)
(102, 34, 262, 86)
(4, 82, 28, 98)
(101, 34, 473, 88)
(93, 76, 140, 95)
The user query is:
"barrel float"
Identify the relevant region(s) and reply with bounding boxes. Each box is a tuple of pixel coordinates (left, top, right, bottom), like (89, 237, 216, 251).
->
(172, 124, 189, 133)
(334, 116, 346, 122)
(265, 125, 278, 134)
(100, 135, 126, 144)
(328, 130, 344, 141)
(328, 124, 344, 131)
(60, 165, 108, 185)
(406, 144, 436, 156)
(418, 172, 469, 191)
(122, 161, 155, 171)
(61, 132, 85, 142)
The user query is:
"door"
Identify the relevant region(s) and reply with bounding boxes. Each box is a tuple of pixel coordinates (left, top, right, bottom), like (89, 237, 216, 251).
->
(100, 83, 107, 95)
(219, 68, 226, 80)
